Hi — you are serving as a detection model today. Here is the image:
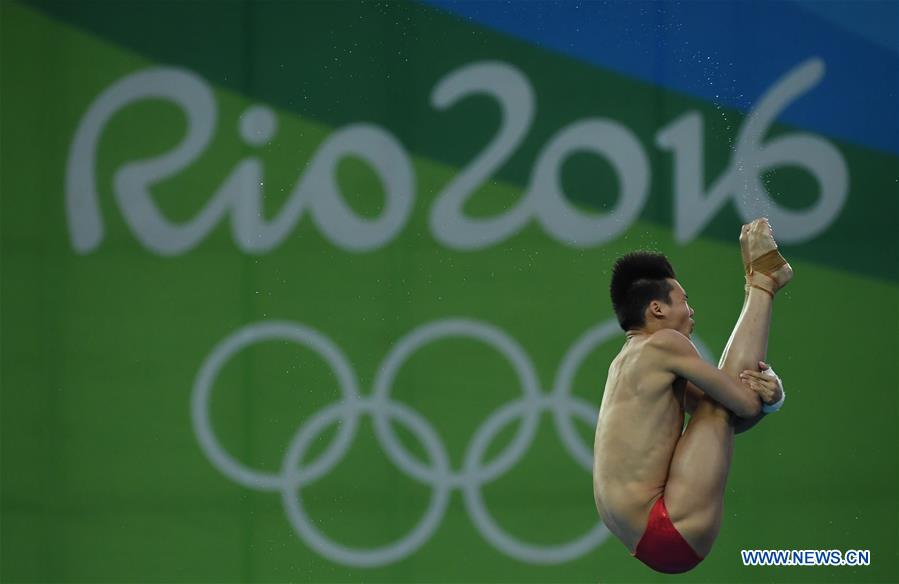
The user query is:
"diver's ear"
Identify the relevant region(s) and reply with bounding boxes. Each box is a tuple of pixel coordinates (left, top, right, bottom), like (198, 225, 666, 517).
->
(648, 300, 666, 319)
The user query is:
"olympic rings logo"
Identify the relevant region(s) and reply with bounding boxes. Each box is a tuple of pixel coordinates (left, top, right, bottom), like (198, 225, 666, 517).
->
(191, 318, 712, 567)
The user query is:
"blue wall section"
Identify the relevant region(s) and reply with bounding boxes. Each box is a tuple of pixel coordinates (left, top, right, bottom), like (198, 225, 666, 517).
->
(424, 0, 899, 155)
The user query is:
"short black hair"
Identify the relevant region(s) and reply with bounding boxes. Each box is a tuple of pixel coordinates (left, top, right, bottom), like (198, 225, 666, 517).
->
(610, 252, 676, 331)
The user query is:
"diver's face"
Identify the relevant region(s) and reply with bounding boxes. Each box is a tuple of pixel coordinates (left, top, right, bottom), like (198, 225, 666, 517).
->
(667, 279, 695, 337)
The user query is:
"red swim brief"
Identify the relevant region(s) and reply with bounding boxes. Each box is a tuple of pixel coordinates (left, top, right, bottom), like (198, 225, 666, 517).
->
(632, 496, 704, 574)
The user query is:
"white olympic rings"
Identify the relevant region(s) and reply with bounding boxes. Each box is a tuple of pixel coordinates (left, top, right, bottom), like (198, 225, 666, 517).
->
(191, 317, 712, 567)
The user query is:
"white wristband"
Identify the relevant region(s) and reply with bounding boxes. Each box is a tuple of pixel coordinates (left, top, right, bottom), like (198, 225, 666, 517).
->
(762, 386, 785, 413)
(760, 366, 785, 413)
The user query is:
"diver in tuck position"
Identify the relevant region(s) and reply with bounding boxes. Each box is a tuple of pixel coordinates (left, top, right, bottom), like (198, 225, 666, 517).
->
(593, 218, 790, 573)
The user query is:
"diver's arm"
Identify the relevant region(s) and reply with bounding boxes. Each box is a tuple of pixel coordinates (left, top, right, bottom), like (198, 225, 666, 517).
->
(650, 329, 762, 419)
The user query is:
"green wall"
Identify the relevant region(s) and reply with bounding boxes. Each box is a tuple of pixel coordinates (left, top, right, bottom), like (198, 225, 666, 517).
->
(2, 1, 896, 581)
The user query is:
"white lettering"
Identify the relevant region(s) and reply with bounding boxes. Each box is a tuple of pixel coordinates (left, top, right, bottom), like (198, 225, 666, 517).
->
(67, 59, 848, 255)
(429, 61, 535, 250)
(657, 58, 848, 244)
(532, 119, 649, 246)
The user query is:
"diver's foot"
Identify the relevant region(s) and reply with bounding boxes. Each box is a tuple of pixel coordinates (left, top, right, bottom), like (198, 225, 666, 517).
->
(746, 218, 793, 296)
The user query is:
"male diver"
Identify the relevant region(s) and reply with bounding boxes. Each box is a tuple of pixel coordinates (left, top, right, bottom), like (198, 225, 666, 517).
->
(592, 218, 790, 573)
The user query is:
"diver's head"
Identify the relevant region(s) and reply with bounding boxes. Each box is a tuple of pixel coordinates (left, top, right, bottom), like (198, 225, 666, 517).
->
(610, 252, 694, 337)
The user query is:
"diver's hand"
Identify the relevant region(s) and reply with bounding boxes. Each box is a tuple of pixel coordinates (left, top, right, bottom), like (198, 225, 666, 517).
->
(739, 361, 783, 406)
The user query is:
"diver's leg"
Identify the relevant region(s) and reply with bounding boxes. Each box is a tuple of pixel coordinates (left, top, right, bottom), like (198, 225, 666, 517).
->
(720, 218, 790, 377)
(662, 397, 733, 557)
(717, 287, 773, 377)
(662, 219, 791, 555)
(664, 285, 771, 554)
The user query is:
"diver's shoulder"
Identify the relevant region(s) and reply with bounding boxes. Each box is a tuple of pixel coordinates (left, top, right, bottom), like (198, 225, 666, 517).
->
(645, 328, 691, 353)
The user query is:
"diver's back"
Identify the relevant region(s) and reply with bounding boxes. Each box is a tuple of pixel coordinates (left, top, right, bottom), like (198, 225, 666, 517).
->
(592, 335, 685, 550)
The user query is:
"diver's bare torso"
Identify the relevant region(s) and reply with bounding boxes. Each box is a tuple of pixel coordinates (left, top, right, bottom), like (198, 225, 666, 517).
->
(592, 333, 688, 552)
